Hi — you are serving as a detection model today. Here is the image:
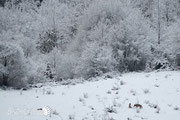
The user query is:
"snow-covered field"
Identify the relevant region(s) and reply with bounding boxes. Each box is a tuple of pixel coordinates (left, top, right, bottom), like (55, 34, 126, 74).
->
(0, 71, 180, 120)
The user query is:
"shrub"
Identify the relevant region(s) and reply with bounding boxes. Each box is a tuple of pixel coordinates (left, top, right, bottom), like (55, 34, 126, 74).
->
(112, 42, 147, 72)
(176, 54, 180, 67)
(55, 53, 77, 80)
(74, 43, 113, 79)
(0, 43, 28, 88)
(25, 57, 46, 84)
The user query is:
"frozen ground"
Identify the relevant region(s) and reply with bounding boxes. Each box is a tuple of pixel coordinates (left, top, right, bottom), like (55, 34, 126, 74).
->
(0, 71, 180, 120)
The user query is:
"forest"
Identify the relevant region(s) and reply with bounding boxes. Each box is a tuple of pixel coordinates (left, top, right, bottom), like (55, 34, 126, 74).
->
(0, 0, 180, 88)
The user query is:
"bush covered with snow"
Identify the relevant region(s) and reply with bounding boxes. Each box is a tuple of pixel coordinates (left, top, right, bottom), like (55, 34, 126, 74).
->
(0, 43, 28, 88)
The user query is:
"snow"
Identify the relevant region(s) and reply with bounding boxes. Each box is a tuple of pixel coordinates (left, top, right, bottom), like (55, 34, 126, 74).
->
(0, 71, 180, 120)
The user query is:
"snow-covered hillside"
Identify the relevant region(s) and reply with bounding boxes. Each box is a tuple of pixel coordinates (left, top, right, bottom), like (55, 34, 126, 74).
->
(0, 71, 180, 120)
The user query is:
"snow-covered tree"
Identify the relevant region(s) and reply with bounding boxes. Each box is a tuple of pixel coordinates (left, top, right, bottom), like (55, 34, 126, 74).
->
(0, 43, 28, 88)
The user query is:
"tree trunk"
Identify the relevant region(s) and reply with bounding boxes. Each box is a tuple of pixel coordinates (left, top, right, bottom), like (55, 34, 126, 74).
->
(157, 0, 161, 44)
(2, 57, 8, 86)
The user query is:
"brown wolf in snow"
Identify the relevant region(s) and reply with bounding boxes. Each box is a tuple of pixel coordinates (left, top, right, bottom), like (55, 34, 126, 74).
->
(129, 103, 143, 109)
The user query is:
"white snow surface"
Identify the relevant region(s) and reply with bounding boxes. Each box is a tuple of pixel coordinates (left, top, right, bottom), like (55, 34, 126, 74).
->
(0, 71, 180, 120)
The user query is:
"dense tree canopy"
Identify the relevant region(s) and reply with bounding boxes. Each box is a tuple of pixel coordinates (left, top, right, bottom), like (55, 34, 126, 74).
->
(0, 0, 180, 88)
